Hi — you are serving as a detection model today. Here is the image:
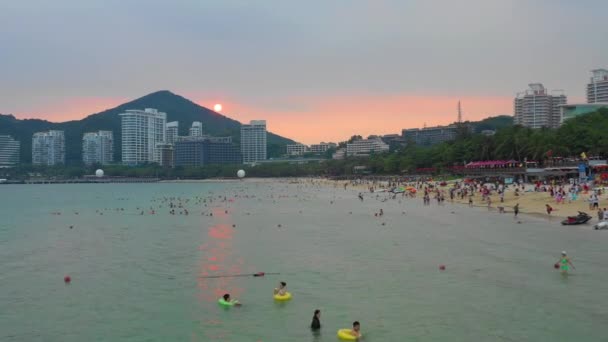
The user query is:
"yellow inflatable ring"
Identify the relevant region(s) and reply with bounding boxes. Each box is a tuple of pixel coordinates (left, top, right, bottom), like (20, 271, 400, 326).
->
(273, 292, 292, 301)
(337, 329, 359, 340)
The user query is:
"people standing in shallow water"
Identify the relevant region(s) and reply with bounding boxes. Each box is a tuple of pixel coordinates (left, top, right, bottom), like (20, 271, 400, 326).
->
(310, 309, 321, 330)
(557, 251, 575, 275)
(514, 203, 519, 217)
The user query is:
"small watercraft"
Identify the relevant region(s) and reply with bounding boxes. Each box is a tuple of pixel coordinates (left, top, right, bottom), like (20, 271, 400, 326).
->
(561, 211, 592, 225)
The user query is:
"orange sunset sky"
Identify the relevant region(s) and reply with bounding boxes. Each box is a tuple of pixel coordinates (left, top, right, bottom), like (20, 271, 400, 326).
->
(1, 1, 603, 144)
(9, 93, 514, 144)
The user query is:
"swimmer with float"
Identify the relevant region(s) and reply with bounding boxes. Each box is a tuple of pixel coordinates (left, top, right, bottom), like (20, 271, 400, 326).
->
(273, 281, 292, 301)
(218, 293, 241, 307)
(337, 321, 361, 340)
(274, 281, 287, 295)
(556, 251, 575, 275)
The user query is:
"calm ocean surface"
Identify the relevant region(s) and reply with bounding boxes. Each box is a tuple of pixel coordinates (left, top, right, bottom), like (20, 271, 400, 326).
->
(1, 181, 607, 341)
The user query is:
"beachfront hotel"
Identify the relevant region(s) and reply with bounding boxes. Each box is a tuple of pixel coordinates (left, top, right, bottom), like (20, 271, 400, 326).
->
(174, 136, 241, 166)
(310, 142, 336, 154)
(286, 143, 309, 156)
(32, 130, 65, 165)
(189, 121, 203, 137)
(241, 120, 267, 163)
(559, 103, 608, 124)
(514, 83, 567, 129)
(346, 137, 389, 157)
(402, 125, 461, 146)
(587, 69, 608, 103)
(0, 135, 20, 168)
(165, 121, 179, 145)
(82, 131, 113, 165)
(120, 108, 167, 165)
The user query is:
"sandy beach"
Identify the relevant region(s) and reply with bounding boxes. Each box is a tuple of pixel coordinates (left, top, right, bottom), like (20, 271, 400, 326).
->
(302, 177, 605, 221)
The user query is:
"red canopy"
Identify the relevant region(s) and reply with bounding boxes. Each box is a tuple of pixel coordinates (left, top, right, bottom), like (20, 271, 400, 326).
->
(465, 160, 519, 169)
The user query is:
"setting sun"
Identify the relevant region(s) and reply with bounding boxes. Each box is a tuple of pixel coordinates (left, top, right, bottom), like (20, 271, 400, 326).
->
(213, 104, 222, 112)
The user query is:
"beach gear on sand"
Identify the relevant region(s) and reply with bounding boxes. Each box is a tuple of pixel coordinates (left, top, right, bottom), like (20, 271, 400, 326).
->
(273, 292, 292, 301)
(337, 329, 359, 340)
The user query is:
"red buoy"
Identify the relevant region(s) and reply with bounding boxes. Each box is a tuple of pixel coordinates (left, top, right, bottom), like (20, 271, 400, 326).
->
(439, 265, 446, 271)
(64, 275, 71, 283)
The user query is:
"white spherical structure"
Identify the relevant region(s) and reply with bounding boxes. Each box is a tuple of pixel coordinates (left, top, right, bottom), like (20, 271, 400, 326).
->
(95, 169, 104, 177)
(237, 170, 245, 178)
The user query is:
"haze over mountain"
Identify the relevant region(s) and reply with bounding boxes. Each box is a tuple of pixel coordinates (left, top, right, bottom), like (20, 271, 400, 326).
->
(0, 91, 295, 163)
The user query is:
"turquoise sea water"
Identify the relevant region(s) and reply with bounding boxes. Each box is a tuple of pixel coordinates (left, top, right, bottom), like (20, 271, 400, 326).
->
(1, 181, 608, 341)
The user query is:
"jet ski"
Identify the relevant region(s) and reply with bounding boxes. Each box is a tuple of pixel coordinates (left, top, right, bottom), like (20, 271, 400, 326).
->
(561, 211, 592, 225)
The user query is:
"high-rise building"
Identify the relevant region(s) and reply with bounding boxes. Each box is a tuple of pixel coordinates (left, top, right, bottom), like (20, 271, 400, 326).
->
(32, 130, 65, 165)
(514, 83, 566, 129)
(189, 121, 203, 137)
(174, 137, 242, 166)
(82, 131, 113, 165)
(587, 69, 608, 103)
(166, 121, 179, 145)
(0, 135, 20, 168)
(120, 108, 167, 165)
(346, 138, 389, 157)
(240, 120, 267, 163)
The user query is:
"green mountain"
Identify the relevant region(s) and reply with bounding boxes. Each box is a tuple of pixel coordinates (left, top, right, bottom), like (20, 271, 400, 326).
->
(468, 115, 513, 132)
(0, 90, 295, 163)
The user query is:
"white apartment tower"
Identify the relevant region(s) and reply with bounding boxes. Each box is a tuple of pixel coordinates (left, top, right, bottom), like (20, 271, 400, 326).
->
(189, 121, 203, 137)
(82, 131, 113, 165)
(587, 69, 608, 103)
(241, 120, 267, 163)
(120, 108, 167, 165)
(32, 130, 65, 165)
(514, 83, 567, 129)
(0, 135, 20, 168)
(166, 121, 179, 145)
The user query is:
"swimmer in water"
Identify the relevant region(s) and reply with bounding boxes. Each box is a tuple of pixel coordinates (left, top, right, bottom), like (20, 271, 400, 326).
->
(557, 251, 575, 275)
(310, 309, 321, 330)
(274, 281, 287, 295)
(350, 321, 361, 338)
(223, 293, 241, 306)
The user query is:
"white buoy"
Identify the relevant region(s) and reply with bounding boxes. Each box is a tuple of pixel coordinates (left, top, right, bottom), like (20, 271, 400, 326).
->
(237, 170, 245, 178)
(95, 169, 104, 177)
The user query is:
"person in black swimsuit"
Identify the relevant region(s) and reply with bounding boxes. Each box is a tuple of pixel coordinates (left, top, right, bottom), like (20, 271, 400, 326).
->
(310, 309, 321, 330)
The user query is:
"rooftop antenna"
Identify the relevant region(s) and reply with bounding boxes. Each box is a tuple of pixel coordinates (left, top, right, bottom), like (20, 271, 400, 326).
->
(458, 100, 462, 124)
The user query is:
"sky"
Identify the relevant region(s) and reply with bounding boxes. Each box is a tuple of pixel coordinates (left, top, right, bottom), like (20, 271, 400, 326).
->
(1, 0, 606, 143)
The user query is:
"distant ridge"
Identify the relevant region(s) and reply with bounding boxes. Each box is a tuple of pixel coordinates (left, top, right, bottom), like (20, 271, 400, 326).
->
(0, 90, 295, 163)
